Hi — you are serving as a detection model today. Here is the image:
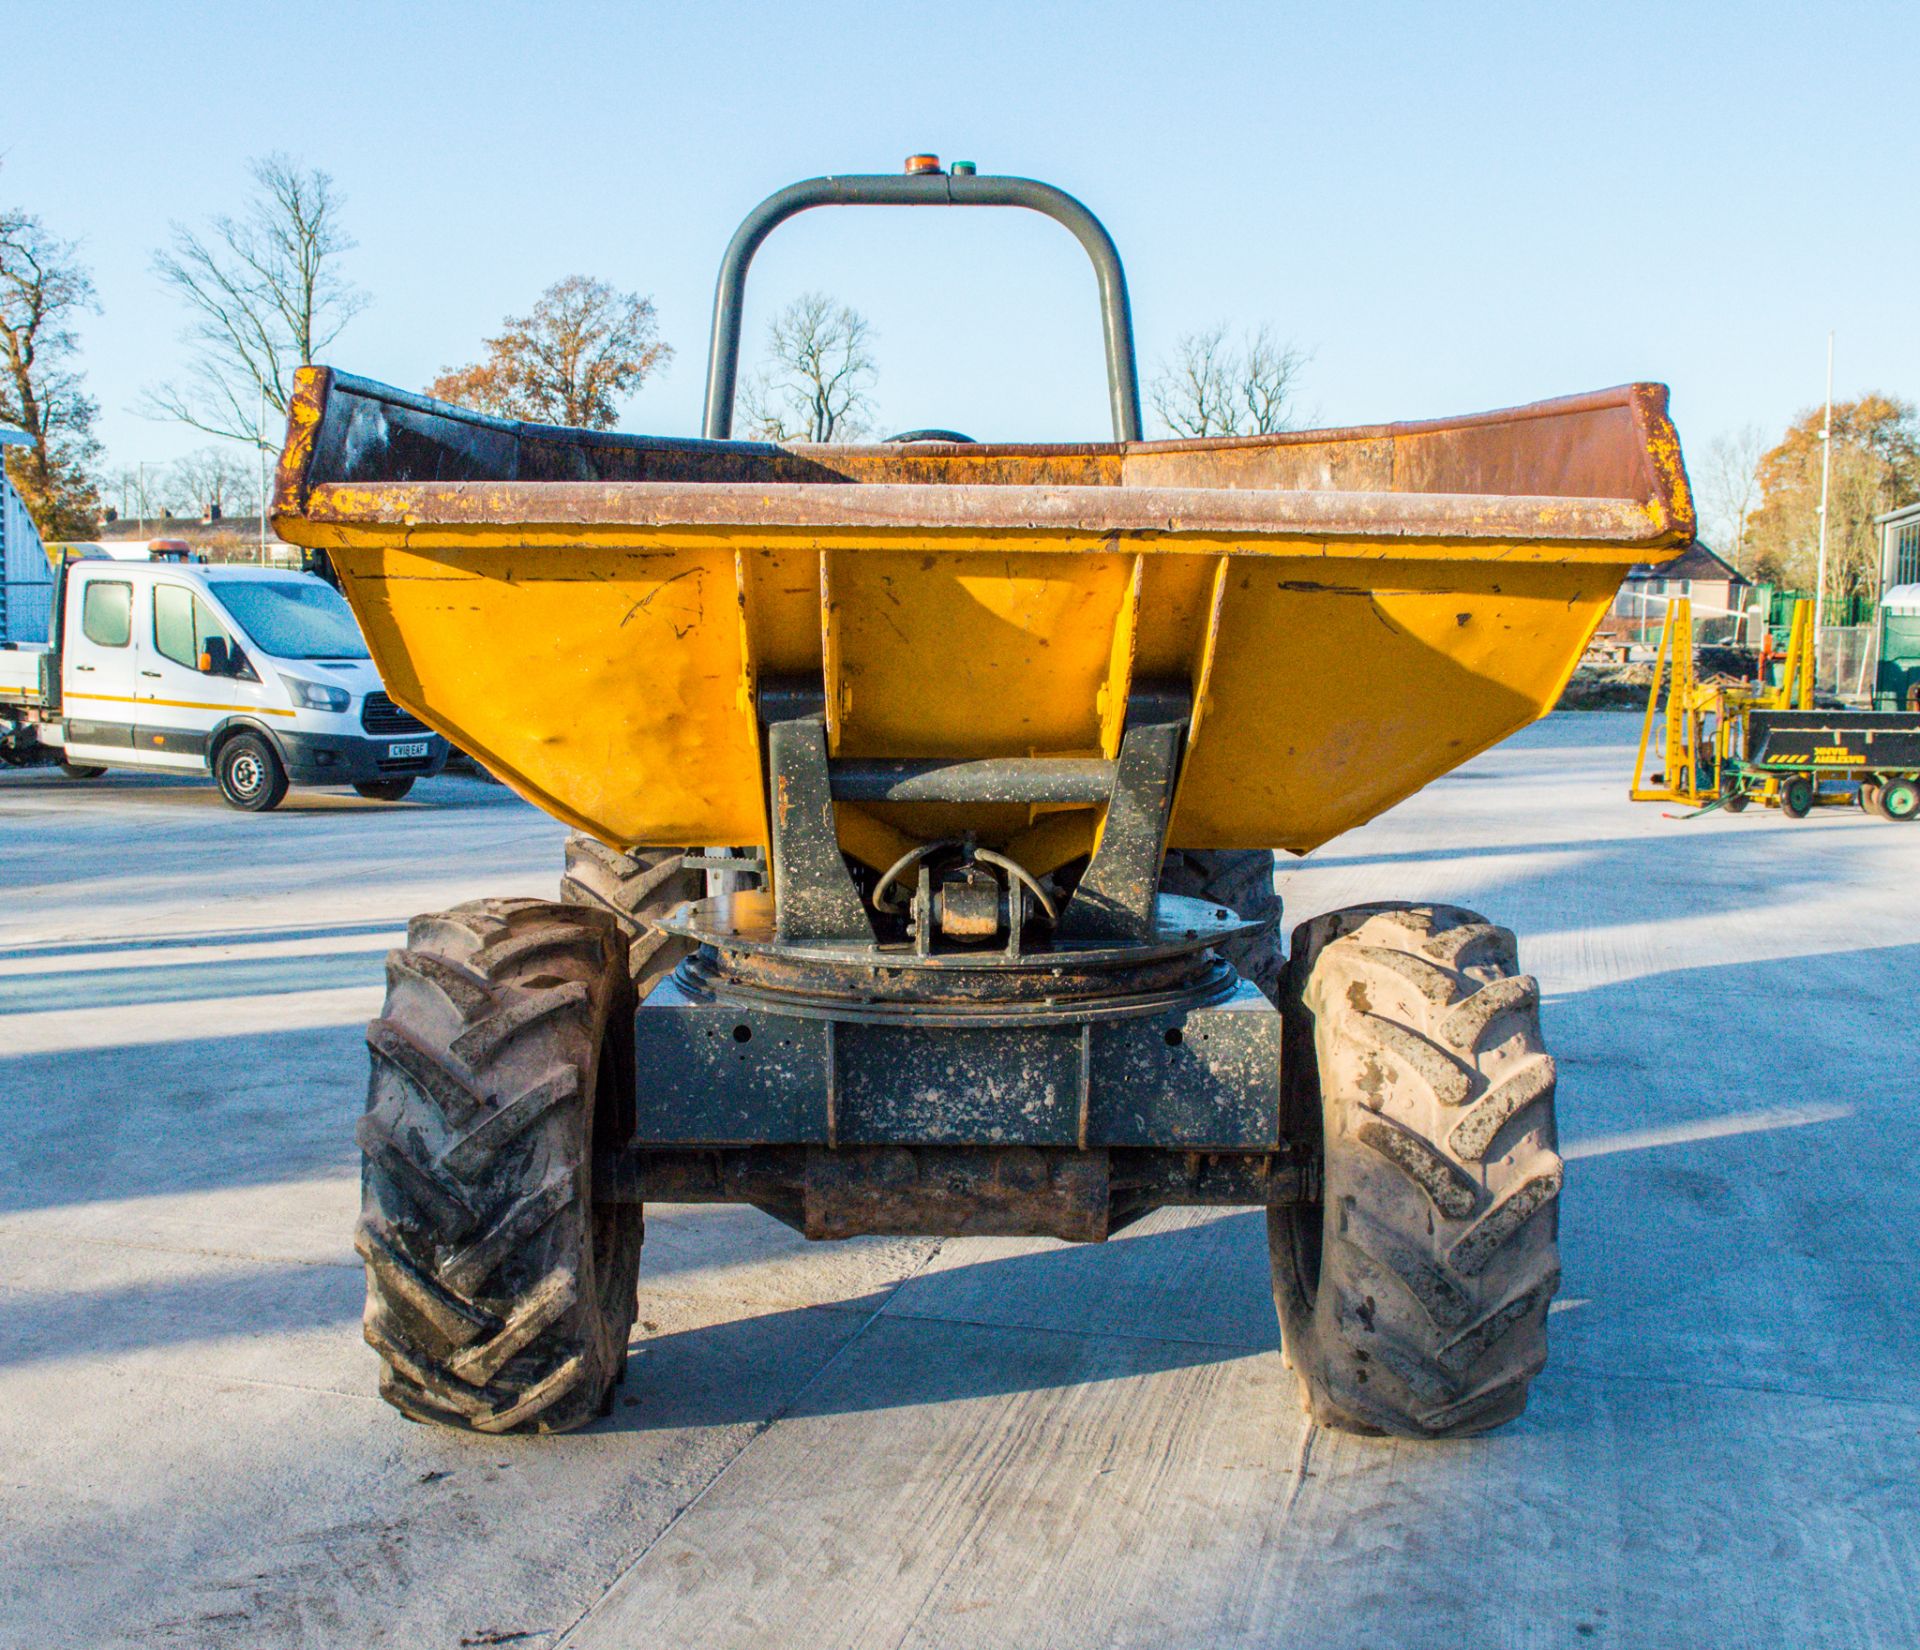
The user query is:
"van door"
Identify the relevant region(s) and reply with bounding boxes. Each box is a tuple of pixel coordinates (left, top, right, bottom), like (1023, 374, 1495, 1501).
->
(139, 581, 243, 768)
(61, 571, 143, 763)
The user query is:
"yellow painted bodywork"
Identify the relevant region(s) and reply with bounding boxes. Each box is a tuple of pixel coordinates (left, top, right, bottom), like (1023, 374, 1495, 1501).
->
(323, 529, 1628, 864)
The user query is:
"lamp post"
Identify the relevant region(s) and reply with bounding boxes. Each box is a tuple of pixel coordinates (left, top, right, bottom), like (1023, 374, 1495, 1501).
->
(1812, 331, 1835, 684)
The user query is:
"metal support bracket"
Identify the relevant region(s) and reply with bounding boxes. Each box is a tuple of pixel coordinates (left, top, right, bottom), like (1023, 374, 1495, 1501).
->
(767, 718, 876, 945)
(1055, 702, 1187, 944)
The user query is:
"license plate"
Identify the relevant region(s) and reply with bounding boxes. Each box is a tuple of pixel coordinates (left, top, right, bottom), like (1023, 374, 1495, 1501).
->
(387, 741, 429, 759)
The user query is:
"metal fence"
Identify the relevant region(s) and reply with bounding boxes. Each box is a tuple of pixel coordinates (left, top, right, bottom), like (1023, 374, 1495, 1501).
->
(1610, 586, 1750, 648)
(1815, 626, 1876, 699)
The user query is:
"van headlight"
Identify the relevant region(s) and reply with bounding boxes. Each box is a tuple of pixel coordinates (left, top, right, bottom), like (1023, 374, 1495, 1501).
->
(282, 674, 351, 713)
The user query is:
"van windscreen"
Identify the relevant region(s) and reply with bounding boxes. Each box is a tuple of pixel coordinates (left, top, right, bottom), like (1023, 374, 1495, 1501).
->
(207, 579, 370, 660)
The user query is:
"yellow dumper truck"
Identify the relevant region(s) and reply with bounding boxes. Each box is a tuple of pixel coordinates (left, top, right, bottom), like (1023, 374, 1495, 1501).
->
(274, 163, 1691, 1438)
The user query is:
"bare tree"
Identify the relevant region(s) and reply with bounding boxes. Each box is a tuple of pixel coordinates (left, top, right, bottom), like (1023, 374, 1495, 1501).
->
(1697, 424, 1767, 567)
(104, 465, 158, 527)
(427, 276, 670, 428)
(163, 446, 262, 519)
(740, 292, 876, 443)
(1150, 323, 1307, 438)
(0, 200, 103, 537)
(144, 154, 368, 449)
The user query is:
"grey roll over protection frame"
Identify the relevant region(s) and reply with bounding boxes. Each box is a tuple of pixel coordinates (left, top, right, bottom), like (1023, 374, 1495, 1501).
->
(700, 168, 1144, 442)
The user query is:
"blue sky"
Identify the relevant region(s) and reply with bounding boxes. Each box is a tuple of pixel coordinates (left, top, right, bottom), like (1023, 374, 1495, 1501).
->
(5, 0, 1917, 484)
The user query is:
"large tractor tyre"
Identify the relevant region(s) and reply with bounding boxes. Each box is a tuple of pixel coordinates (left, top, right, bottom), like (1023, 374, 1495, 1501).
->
(1271, 902, 1562, 1438)
(560, 833, 703, 997)
(354, 899, 641, 1433)
(1158, 848, 1283, 1003)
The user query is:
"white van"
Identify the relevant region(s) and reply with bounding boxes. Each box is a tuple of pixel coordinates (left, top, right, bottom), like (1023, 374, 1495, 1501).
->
(0, 559, 448, 809)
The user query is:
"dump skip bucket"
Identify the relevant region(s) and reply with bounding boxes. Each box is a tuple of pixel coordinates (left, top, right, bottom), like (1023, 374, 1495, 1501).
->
(274, 372, 1690, 864)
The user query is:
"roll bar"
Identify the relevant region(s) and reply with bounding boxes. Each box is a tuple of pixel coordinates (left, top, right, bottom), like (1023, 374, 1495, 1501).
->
(701, 165, 1143, 442)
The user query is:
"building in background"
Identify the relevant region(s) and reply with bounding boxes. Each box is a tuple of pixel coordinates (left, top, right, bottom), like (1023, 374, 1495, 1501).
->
(1, 430, 53, 645)
(1880, 500, 1920, 600)
(1619, 541, 1750, 617)
(1608, 540, 1751, 645)
(1874, 500, 1920, 709)
(94, 514, 300, 567)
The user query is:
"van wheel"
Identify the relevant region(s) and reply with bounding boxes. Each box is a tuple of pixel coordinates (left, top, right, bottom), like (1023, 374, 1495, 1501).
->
(216, 731, 289, 811)
(355, 778, 416, 802)
(1272, 903, 1561, 1438)
(60, 761, 108, 779)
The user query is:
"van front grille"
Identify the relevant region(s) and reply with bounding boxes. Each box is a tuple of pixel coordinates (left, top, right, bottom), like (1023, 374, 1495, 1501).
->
(362, 692, 429, 736)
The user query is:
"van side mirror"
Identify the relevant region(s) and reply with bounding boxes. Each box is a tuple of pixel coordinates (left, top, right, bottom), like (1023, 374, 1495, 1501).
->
(200, 637, 232, 675)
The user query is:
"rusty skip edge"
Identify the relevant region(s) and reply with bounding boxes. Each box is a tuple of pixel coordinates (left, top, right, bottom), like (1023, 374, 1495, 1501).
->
(270, 366, 1695, 553)
(285, 480, 1681, 549)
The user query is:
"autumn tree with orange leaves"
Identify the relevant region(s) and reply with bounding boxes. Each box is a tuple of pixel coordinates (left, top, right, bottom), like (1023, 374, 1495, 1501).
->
(428, 277, 670, 428)
(1741, 394, 1920, 601)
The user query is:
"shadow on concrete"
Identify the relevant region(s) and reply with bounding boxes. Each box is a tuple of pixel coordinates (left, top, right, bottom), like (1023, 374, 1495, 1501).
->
(0, 768, 510, 814)
(1287, 813, 1894, 935)
(0, 917, 404, 965)
(0, 1260, 363, 1369)
(0, 1218, 1267, 1413)
(0, 947, 393, 1015)
(1300, 833, 1658, 868)
(614, 1283, 1270, 1435)
(0, 1021, 371, 1216)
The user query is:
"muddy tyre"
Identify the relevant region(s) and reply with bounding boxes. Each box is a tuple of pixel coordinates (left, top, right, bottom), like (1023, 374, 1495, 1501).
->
(1272, 902, 1562, 1438)
(1158, 848, 1282, 1002)
(355, 899, 640, 1433)
(560, 833, 702, 997)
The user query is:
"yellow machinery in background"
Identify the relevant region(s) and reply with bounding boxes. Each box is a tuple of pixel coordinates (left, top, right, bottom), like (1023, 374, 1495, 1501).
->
(1631, 596, 1812, 811)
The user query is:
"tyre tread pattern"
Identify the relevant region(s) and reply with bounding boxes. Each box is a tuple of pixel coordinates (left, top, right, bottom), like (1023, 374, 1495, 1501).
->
(1271, 901, 1562, 1438)
(559, 834, 702, 996)
(355, 899, 639, 1434)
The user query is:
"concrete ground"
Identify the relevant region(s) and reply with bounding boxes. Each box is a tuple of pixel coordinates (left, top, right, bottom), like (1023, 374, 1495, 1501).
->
(2, 716, 1916, 1649)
